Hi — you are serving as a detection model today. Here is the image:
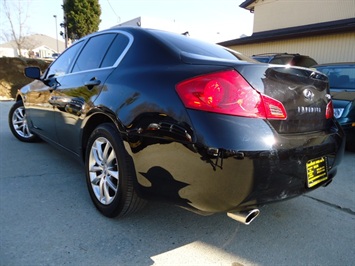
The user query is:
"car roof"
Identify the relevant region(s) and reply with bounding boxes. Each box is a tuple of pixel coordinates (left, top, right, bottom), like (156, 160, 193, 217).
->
(71, 26, 254, 68)
(252, 53, 311, 58)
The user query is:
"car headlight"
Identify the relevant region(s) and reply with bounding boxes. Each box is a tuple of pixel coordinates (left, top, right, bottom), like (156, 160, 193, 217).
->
(333, 108, 344, 119)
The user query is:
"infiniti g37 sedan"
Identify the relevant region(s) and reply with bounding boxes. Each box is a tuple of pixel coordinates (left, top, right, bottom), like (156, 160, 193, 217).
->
(9, 27, 344, 224)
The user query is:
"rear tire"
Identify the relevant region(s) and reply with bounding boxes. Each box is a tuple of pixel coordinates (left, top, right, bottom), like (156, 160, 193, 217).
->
(8, 101, 39, 142)
(85, 123, 145, 218)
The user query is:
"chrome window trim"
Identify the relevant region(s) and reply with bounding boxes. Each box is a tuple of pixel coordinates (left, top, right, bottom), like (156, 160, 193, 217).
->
(65, 30, 134, 76)
(111, 30, 134, 68)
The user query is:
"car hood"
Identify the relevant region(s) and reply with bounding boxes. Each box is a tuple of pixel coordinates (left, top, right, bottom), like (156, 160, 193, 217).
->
(331, 90, 355, 101)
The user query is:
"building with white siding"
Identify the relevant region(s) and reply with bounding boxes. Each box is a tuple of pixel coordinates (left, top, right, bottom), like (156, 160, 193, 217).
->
(113, 16, 187, 35)
(0, 34, 65, 59)
(219, 0, 355, 64)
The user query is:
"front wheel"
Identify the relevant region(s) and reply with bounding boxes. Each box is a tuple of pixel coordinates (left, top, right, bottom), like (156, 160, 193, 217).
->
(85, 123, 145, 218)
(8, 101, 39, 142)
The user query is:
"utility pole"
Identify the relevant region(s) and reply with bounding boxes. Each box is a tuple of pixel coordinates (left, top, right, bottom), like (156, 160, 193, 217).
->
(53, 15, 59, 52)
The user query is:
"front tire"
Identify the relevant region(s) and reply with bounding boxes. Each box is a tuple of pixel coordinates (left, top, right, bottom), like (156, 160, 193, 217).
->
(85, 123, 145, 218)
(8, 101, 39, 142)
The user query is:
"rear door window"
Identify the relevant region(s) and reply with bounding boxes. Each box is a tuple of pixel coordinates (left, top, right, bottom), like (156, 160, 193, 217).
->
(72, 33, 116, 73)
(101, 34, 130, 67)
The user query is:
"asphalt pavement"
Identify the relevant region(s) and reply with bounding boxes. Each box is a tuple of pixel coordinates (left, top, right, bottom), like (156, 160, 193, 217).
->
(1, 100, 354, 266)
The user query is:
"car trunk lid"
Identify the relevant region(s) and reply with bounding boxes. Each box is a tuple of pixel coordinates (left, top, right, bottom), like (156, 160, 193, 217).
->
(179, 53, 332, 134)
(236, 65, 332, 134)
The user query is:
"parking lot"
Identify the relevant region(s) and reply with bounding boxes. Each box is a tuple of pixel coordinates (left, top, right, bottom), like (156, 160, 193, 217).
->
(0, 100, 354, 266)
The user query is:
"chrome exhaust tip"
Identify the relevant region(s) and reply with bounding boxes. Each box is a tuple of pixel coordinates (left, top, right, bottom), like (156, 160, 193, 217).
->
(227, 209, 260, 225)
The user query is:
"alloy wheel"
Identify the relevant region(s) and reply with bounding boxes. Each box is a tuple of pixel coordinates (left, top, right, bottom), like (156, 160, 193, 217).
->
(88, 137, 119, 205)
(12, 106, 34, 139)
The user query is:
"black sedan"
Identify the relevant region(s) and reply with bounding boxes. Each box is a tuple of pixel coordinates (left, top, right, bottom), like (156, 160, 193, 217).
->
(9, 27, 344, 224)
(313, 63, 355, 151)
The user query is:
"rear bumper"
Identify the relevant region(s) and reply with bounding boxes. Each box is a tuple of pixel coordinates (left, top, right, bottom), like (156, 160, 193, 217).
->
(235, 142, 342, 210)
(126, 111, 345, 214)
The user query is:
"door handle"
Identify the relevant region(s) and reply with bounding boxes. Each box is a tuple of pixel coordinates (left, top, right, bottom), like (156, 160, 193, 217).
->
(84, 78, 101, 88)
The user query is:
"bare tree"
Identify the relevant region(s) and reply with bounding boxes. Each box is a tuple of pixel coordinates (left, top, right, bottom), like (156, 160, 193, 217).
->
(1, 0, 31, 57)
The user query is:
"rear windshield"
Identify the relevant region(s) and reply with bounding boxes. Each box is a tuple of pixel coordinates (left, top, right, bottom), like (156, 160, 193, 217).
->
(270, 56, 294, 65)
(254, 55, 317, 67)
(253, 57, 271, 63)
(292, 57, 318, 68)
(149, 30, 253, 62)
(316, 65, 355, 90)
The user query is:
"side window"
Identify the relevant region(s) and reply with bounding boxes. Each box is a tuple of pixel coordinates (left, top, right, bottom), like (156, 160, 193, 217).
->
(72, 34, 116, 73)
(101, 34, 130, 67)
(46, 41, 84, 78)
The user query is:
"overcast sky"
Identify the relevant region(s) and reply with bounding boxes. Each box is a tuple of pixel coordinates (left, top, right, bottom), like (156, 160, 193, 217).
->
(0, 0, 254, 44)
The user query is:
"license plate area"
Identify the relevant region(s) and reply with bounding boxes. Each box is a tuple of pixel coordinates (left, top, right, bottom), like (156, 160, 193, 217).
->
(306, 157, 328, 188)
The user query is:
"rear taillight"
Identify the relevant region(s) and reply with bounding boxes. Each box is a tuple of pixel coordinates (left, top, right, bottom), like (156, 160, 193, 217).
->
(326, 100, 334, 119)
(176, 70, 287, 120)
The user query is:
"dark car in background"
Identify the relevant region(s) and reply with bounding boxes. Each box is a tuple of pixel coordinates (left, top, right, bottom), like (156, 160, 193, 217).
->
(8, 27, 344, 224)
(252, 53, 318, 67)
(314, 62, 355, 151)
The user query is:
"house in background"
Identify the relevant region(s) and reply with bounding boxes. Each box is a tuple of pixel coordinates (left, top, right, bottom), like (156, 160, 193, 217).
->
(0, 34, 65, 59)
(219, 0, 355, 64)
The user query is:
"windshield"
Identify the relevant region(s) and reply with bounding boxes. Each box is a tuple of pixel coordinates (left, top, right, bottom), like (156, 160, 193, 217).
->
(316, 65, 355, 90)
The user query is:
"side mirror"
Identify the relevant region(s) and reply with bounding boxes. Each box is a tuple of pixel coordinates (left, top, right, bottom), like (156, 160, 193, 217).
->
(24, 67, 41, 80)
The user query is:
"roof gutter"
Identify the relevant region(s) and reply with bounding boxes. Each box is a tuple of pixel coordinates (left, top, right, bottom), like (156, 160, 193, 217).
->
(218, 18, 355, 46)
(239, 0, 256, 9)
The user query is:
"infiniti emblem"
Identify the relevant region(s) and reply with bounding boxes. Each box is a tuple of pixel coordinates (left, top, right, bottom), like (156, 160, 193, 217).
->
(303, 88, 314, 101)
